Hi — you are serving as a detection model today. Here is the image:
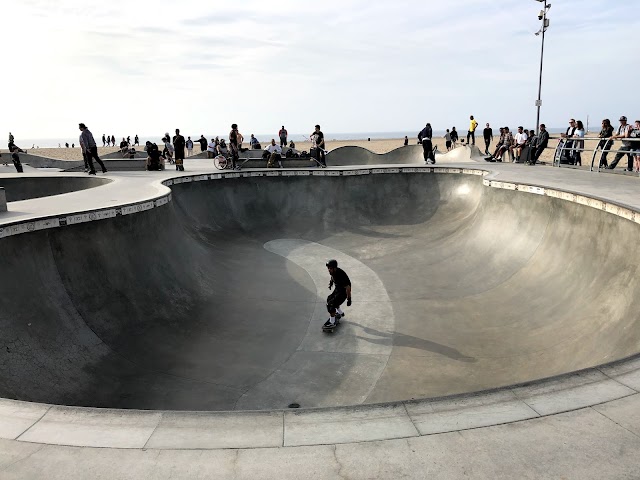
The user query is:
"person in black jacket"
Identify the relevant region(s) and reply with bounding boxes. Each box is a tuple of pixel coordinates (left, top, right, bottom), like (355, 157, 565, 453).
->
(532, 124, 549, 165)
(323, 259, 352, 330)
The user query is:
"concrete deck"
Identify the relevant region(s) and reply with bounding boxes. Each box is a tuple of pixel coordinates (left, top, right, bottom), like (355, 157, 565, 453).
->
(1, 146, 640, 478)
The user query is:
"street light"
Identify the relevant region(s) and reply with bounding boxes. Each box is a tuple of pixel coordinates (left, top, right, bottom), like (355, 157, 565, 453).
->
(534, 0, 550, 135)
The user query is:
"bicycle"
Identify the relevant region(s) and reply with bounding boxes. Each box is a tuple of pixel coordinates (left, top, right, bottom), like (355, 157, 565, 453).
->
(213, 152, 253, 171)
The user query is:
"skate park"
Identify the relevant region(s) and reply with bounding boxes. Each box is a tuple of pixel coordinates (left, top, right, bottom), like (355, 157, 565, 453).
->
(1, 145, 639, 478)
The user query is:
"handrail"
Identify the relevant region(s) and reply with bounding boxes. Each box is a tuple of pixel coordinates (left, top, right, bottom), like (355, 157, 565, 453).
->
(547, 136, 640, 172)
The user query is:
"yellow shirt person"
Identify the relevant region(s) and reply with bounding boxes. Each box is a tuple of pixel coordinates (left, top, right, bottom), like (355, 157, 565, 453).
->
(467, 115, 479, 146)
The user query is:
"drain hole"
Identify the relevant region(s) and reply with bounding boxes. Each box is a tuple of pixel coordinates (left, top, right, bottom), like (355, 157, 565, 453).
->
(288, 403, 300, 409)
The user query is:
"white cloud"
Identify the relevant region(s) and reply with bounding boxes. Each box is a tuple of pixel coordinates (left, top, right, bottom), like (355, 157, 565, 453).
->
(2, 0, 639, 142)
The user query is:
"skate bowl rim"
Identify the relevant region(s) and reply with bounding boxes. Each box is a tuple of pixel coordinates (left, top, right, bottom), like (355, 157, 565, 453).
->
(1, 164, 639, 450)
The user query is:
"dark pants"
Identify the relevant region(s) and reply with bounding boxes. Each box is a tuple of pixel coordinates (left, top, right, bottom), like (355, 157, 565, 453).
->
(562, 140, 575, 164)
(86, 146, 106, 173)
(326, 289, 347, 316)
(533, 144, 547, 163)
(422, 139, 435, 163)
(467, 130, 475, 145)
(11, 153, 23, 173)
(608, 144, 633, 170)
(316, 147, 326, 166)
(484, 137, 491, 154)
(597, 139, 613, 167)
(280, 137, 287, 147)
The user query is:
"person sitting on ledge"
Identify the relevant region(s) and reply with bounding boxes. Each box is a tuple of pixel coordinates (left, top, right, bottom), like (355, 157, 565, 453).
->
(265, 138, 283, 168)
(250, 134, 261, 149)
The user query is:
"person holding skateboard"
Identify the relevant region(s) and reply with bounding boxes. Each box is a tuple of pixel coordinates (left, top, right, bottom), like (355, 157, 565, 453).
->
(323, 259, 352, 331)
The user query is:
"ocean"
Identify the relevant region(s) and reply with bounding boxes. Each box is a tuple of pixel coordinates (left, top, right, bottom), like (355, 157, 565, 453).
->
(11, 129, 575, 149)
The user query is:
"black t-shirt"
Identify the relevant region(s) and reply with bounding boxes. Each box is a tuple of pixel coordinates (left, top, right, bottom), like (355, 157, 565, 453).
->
(229, 130, 238, 146)
(315, 131, 324, 147)
(331, 268, 351, 291)
(483, 127, 493, 139)
(173, 135, 185, 149)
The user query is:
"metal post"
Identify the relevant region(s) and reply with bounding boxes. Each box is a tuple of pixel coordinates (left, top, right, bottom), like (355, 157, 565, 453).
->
(535, 1, 547, 136)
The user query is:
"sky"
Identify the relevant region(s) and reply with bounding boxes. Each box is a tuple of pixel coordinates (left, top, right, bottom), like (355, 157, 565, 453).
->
(2, 0, 640, 141)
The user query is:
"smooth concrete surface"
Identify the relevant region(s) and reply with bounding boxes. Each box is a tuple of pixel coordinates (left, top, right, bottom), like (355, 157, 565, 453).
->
(1, 149, 640, 477)
(0, 176, 111, 202)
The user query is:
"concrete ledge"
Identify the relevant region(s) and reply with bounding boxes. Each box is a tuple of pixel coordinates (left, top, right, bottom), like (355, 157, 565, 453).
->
(0, 187, 5, 212)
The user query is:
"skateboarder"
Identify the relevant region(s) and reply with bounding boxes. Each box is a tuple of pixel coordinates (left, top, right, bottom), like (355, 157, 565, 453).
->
(323, 259, 352, 331)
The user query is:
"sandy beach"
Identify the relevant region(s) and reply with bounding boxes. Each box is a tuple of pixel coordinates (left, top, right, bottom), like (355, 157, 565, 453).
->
(0, 136, 604, 166)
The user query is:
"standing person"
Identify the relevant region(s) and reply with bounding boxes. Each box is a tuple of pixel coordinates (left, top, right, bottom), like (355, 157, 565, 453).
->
(403, 136, 409, 146)
(185, 136, 194, 157)
(417, 123, 432, 144)
(607, 116, 634, 171)
(573, 120, 585, 166)
(207, 138, 217, 158)
(596, 119, 614, 168)
(421, 136, 435, 164)
(126, 135, 131, 145)
(111, 135, 115, 146)
(134, 135, 139, 146)
(323, 259, 352, 331)
(311, 124, 326, 166)
(7, 143, 24, 172)
(467, 115, 478, 145)
(450, 127, 459, 147)
(78, 123, 107, 175)
(561, 119, 577, 164)
(629, 120, 640, 173)
(79, 131, 90, 172)
(173, 128, 185, 171)
(197, 135, 207, 153)
(444, 129, 452, 151)
(229, 123, 242, 169)
(8, 132, 14, 144)
(102, 134, 106, 146)
(163, 135, 174, 164)
(483, 123, 493, 154)
(278, 126, 288, 147)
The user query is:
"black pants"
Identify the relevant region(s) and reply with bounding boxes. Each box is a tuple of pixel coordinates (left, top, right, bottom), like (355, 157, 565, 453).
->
(608, 144, 633, 170)
(467, 130, 475, 145)
(326, 289, 347, 316)
(597, 139, 613, 167)
(484, 137, 491, 154)
(316, 147, 326, 166)
(280, 138, 287, 147)
(533, 144, 547, 163)
(422, 139, 434, 163)
(562, 140, 575, 164)
(11, 153, 23, 173)
(86, 146, 106, 173)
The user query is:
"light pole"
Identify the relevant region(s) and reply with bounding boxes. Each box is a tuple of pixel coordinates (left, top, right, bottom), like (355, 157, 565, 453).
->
(534, 0, 550, 135)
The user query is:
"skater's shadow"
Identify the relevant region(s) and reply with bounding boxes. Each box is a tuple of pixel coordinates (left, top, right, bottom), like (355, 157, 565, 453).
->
(348, 321, 476, 363)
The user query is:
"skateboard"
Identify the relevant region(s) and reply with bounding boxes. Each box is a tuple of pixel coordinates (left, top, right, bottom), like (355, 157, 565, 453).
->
(322, 316, 342, 333)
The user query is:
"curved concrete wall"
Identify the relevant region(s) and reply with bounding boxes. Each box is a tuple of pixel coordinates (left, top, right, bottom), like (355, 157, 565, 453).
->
(0, 172, 639, 412)
(0, 176, 112, 202)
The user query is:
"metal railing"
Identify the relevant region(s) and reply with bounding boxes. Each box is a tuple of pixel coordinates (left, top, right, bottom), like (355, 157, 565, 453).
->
(549, 136, 640, 172)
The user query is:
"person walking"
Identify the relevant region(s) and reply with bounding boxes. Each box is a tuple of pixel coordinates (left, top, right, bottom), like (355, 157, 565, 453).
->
(173, 128, 186, 171)
(102, 134, 106, 147)
(467, 115, 478, 146)
(323, 259, 352, 331)
(278, 126, 288, 147)
(483, 123, 493, 154)
(79, 123, 107, 175)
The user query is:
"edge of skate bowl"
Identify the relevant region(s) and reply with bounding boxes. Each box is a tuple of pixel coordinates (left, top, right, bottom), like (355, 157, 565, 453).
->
(0, 175, 111, 202)
(1, 161, 640, 450)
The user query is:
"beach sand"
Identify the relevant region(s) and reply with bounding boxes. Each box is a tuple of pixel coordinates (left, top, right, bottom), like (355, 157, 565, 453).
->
(0, 137, 606, 166)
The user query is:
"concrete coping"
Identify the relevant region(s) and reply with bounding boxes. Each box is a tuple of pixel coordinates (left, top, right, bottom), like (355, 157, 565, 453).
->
(1, 164, 640, 450)
(0, 187, 6, 212)
(1, 356, 638, 449)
